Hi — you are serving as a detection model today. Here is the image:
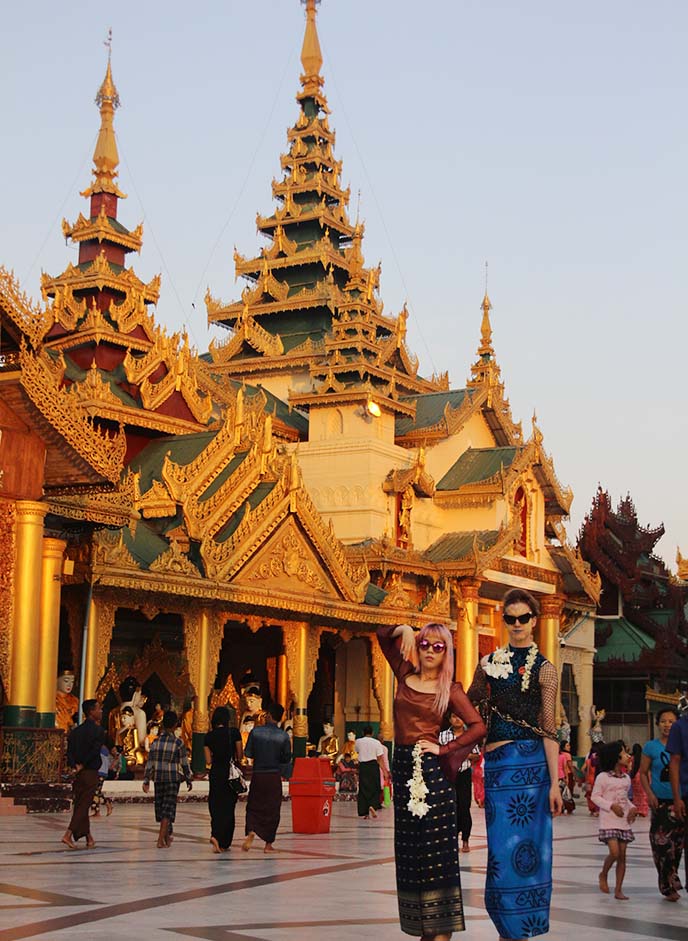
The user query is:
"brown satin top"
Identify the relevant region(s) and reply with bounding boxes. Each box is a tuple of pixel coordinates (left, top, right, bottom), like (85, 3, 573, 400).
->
(376, 625, 485, 758)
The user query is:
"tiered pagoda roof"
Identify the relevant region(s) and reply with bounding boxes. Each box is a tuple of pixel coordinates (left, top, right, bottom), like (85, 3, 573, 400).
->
(32, 56, 218, 452)
(206, 0, 445, 415)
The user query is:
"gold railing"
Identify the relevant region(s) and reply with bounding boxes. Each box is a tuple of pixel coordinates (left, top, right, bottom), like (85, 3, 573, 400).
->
(0, 727, 65, 783)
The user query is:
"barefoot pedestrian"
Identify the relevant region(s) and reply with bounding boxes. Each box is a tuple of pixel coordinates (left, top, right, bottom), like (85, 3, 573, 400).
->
(242, 702, 291, 854)
(142, 711, 192, 848)
(61, 699, 105, 850)
(592, 740, 637, 900)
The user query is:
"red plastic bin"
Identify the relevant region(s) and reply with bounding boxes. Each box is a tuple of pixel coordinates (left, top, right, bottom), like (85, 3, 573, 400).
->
(289, 757, 336, 833)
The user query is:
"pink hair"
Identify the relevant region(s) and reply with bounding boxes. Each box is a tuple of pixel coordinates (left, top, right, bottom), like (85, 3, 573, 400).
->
(416, 622, 454, 716)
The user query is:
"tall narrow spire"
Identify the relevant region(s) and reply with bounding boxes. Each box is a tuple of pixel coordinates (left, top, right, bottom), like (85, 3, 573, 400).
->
(301, 0, 323, 79)
(82, 35, 125, 200)
(468, 286, 500, 388)
(479, 290, 493, 355)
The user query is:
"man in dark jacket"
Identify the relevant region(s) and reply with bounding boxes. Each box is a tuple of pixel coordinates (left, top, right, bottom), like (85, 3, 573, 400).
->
(242, 702, 291, 853)
(62, 699, 105, 849)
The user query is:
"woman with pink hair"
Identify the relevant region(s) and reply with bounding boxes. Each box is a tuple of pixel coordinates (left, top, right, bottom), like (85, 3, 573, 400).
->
(377, 622, 485, 940)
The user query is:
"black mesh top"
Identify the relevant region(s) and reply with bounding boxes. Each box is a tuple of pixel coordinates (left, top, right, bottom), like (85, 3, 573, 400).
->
(467, 645, 558, 744)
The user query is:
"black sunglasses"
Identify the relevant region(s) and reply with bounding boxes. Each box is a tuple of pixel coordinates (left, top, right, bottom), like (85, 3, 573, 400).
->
(504, 612, 535, 625)
(418, 639, 447, 653)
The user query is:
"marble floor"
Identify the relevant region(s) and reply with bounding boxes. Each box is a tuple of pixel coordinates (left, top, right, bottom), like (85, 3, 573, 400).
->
(0, 799, 686, 941)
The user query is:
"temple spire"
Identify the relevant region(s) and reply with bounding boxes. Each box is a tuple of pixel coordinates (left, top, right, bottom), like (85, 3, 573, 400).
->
(82, 33, 125, 200)
(468, 283, 500, 388)
(300, 0, 323, 80)
(479, 290, 493, 356)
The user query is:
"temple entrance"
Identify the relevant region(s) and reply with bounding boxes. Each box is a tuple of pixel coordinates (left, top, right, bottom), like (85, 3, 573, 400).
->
(307, 632, 337, 746)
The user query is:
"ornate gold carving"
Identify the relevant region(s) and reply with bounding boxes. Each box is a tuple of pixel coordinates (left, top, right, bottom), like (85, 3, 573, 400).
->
(421, 582, 451, 618)
(209, 669, 240, 716)
(182, 610, 223, 711)
(0, 500, 15, 698)
(369, 635, 388, 717)
(62, 205, 143, 253)
(18, 343, 125, 484)
(0, 727, 64, 783)
(281, 622, 323, 710)
(92, 529, 139, 570)
(92, 596, 118, 691)
(149, 540, 200, 577)
(138, 478, 177, 519)
(248, 520, 330, 594)
(0, 267, 50, 348)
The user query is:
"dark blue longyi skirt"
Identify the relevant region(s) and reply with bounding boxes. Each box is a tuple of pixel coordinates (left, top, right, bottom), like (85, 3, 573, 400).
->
(484, 739, 553, 939)
(392, 744, 465, 936)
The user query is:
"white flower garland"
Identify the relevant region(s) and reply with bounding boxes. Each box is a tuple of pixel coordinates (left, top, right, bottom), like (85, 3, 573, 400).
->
(406, 743, 430, 818)
(483, 643, 539, 692)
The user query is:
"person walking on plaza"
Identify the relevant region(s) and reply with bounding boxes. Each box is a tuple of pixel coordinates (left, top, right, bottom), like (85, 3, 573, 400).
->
(668, 704, 688, 891)
(142, 711, 192, 848)
(62, 699, 105, 850)
(640, 707, 684, 901)
(355, 725, 389, 820)
(592, 740, 637, 900)
(377, 622, 485, 940)
(242, 702, 291, 854)
(439, 715, 479, 852)
(468, 588, 562, 940)
(204, 706, 243, 853)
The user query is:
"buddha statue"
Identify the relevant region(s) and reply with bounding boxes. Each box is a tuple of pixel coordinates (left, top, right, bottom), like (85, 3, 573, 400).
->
(317, 721, 339, 769)
(239, 685, 267, 748)
(116, 706, 146, 769)
(145, 718, 160, 752)
(55, 670, 79, 732)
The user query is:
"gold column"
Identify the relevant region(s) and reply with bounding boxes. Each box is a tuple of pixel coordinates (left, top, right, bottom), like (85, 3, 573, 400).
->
(454, 580, 480, 690)
(192, 609, 211, 734)
(538, 596, 564, 673)
(190, 608, 212, 773)
(36, 537, 67, 727)
(276, 653, 288, 711)
(81, 596, 100, 700)
(576, 650, 594, 756)
(282, 621, 320, 758)
(6, 500, 48, 727)
(379, 659, 395, 747)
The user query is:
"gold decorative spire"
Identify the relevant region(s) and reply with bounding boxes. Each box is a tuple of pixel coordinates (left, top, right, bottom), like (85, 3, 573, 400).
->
(300, 0, 323, 80)
(479, 290, 493, 354)
(82, 32, 125, 199)
(468, 274, 501, 389)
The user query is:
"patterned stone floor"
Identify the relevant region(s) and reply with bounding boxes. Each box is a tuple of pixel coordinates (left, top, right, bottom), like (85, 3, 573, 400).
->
(0, 799, 686, 940)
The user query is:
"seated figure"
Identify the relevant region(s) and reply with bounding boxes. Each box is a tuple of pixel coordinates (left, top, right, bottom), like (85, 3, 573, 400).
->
(55, 670, 79, 732)
(335, 739, 359, 794)
(317, 721, 339, 769)
(116, 706, 146, 770)
(239, 686, 267, 750)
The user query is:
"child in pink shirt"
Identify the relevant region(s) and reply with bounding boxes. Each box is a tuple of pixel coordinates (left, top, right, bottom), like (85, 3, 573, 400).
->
(591, 740, 637, 900)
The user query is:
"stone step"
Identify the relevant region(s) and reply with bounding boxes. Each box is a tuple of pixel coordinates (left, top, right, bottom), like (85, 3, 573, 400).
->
(0, 796, 27, 816)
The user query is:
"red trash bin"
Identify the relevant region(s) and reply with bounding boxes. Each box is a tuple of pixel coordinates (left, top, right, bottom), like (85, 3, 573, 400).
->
(290, 757, 336, 833)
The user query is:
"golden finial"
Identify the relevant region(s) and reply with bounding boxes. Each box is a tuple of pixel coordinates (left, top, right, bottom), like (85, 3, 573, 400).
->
(82, 29, 125, 198)
(300, 0, 323, 79)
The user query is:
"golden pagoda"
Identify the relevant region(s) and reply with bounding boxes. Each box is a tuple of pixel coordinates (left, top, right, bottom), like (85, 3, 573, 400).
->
(0, 2, 601, 786)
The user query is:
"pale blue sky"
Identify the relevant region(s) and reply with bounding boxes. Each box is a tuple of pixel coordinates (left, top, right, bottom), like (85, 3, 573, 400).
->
(1, 1, 686, 567)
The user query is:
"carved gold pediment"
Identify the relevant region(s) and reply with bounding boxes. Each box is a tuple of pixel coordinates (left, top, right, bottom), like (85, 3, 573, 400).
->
(236, 516, 339, 599)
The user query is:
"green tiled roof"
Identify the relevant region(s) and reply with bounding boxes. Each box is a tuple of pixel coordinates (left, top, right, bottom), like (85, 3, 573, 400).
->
(364, 583, 387, 607)
(424, 530, 500, 564)
(250, 385, 309, 435)
(594, 617, 655, 664)
(437, 447, 518, 491)
(199, 451, 249, 503)
(130, 431, 217, 495)
(63, 359, 139, 408)
(214, 482, 278, 544)
(395, 389, 469, 436)
(122, 523, 171, 569)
